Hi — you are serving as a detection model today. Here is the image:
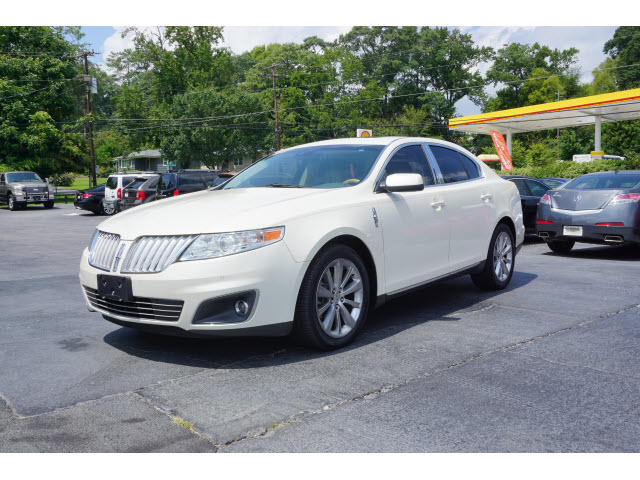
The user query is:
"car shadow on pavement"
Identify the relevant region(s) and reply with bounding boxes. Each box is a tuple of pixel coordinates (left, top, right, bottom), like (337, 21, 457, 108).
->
(542, 244, 640, 262)
(103, 271, 538, 369)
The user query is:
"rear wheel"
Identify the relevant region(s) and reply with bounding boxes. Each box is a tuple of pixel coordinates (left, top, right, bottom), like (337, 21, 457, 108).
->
(293, 244, 370, 350)
(547, 240, 574, 254)
(103, 201, 116, 215)
(471, 224, 515, 290)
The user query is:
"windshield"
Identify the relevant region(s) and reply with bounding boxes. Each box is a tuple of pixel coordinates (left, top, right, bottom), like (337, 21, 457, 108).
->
(222, 144, 385, 190)
(7, 172, 43, 183)
(565, 173, 640, 190)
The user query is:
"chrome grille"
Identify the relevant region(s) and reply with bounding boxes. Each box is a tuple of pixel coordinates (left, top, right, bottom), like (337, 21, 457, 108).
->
(89, 231, 122, 271)
(121, 235, 197, 273)
(84, 287, 183, 322)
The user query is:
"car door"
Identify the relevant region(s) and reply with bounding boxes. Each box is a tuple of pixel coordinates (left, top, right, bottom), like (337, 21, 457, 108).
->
(510, 179, 539, 232)
(0, 174, 6, 201)
(426, 145, 497, 270)
(375, 144, 451, 293)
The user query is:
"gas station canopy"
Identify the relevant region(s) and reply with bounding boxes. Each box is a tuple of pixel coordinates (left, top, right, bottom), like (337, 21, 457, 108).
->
(448, 88, 640, 154)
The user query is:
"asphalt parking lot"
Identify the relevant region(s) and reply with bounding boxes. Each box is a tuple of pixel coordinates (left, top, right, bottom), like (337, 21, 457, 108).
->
(1, 203, 639, 452)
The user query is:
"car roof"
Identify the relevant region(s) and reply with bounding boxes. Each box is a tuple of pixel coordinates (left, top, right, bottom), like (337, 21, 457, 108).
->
(501, 175, 534, 180)
(579, 170, 640, 176)
(281, 136, 474, 152)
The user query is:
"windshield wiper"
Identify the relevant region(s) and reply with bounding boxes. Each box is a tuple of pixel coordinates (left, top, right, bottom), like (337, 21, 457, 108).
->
(264, 183, 309, 188)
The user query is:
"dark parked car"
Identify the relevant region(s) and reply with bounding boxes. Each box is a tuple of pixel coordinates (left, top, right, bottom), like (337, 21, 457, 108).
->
(156, 170, 219, 199)
(74, 184, 106, 215)
(502, 175, 551, 234)
(536, 170, 640, 253)
(120, 175, 160, 211)
(539, 178, 568, 189)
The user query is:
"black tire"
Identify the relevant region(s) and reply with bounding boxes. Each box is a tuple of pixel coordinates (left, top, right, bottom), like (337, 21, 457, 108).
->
(292, 244, 371, 350)
(471, 223, 516, 290)
(43, 200, 54, 209)
(547, 240, 574, 254)
(8, 193, 19, 211)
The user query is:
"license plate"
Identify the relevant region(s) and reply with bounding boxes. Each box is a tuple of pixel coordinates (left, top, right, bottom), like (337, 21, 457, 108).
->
(563, 226, 583, 236)
(97, 274, 133, 302)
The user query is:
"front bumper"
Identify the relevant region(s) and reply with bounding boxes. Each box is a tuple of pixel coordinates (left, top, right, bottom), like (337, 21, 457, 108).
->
(79, 239, 306, 336)
(15, 193, 51, 203)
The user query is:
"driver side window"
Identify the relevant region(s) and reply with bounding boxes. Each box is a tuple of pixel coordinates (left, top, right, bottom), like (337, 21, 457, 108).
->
(383, 145, 434, 186)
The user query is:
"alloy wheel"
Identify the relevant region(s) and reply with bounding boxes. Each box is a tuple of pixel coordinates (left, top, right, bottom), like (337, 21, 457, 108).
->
(315, 258, 364, 339)
(493, 231, 513, 282)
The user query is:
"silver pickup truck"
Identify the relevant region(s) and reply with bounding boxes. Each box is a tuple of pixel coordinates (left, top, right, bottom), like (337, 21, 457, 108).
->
(0, 171, 55, 210)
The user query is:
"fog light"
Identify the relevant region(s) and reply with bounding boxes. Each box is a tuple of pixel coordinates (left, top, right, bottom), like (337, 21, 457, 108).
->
(235, 300, 249, 316)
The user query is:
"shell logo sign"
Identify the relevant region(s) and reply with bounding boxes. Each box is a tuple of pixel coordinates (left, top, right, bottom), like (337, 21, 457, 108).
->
(357, 129, 372, 137)
(490, 130, 513, 171)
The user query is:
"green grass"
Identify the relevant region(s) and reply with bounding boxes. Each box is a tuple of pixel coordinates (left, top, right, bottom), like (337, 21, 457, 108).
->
(64, 176, 108, 191)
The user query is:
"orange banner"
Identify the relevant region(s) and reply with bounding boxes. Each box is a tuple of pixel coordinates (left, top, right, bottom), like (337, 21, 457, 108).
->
(490, 130, 512, 171)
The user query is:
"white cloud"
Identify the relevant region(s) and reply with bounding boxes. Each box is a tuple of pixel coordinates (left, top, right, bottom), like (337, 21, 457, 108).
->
(221, 26, 352, 54)
(102, 27, 137, 63)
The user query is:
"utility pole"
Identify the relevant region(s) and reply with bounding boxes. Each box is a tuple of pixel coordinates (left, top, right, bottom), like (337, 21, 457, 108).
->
(81, 51, 97, 187)
(556, 89, 562, 161)
(262, 64, 285, 151)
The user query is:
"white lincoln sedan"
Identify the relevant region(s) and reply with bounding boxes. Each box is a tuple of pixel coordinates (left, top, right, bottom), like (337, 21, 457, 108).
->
(79, 137, 524, 349)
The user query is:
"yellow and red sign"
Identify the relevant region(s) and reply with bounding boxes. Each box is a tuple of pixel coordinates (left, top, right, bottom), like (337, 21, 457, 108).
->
(357, 128, 372, 138)
(490, 130, 512, 171)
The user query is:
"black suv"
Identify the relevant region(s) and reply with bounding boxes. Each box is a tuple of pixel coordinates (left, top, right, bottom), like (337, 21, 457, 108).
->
(156, 170, 220, 199)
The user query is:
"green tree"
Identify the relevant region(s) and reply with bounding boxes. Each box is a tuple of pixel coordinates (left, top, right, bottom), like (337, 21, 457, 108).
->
(604, 26, 640, 90)
(0, 26, 86, 170)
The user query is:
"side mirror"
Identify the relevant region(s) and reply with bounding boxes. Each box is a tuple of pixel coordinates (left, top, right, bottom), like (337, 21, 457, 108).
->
(383, 173, 424, 193)
(45, 177, 50, 184)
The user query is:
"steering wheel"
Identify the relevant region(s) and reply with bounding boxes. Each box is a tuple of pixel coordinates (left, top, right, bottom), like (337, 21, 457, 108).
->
(343, 178, 360, 184)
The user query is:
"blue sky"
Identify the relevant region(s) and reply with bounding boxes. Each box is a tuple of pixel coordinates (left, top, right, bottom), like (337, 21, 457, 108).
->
(76, 26, 619, 116)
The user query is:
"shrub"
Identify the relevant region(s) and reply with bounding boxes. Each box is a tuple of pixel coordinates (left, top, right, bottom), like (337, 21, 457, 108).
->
(496, 157, 640, 180)
(51, 172, 76, 187)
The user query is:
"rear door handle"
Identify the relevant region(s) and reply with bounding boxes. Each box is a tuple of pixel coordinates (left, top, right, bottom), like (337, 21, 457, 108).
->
(481, 193, 493, 201)
(431, 200, 446, 208)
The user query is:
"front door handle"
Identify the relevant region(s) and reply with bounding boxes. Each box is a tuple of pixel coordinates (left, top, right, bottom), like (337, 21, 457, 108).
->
(481, 193, 493, 201)
(431, 200, 446, 208)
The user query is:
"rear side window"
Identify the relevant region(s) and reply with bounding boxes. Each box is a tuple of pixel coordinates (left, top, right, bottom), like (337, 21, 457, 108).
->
(510, 179, 529, 196)
(145, 177, 159, 189)
(106, 176, 118, 189)
(459, 154, 480, 179)
(383, 145, 434, 186)
(122, 177, 136, 188)
(127, 180, 146, 190)
(430, 146, 469, 183)
(525, 180, 549, 196)
(158, 174, 176, 190)
(179, 174, 205, 187)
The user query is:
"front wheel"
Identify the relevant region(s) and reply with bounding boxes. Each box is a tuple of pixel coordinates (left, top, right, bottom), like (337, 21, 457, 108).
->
(471, 224, 515, 290)
(293, 244, 370, 350)
(43, 200, 54, 209)
(547, 240, 574, 254)
(8, 194, 19, 211)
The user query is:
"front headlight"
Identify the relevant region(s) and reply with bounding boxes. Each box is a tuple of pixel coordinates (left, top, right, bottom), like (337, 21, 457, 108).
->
(13, 185, 24, 194)
(179, 227, 284, 261)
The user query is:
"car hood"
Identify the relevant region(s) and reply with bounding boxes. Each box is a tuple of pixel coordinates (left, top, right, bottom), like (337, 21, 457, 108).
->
(549, 189, 621, 211)
(97, 187, 353, 240)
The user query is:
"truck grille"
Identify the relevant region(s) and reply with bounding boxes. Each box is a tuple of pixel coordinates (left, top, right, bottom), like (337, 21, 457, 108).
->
(89, 231, 122, 271)
(121, 235, 197, 273)
(84, 287, 183, 322)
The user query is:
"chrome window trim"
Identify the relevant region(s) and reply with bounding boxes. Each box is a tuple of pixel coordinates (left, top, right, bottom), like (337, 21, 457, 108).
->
(373, 142, 438, 192)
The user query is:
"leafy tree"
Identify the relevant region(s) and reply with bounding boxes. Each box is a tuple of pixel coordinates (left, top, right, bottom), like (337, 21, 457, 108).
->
(0, 26, 85, 169)
(159, 89, 269, 169)
(604, 26, 640, 90)
(587, 58, 618, 94)
(485, 42, 580, 110)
